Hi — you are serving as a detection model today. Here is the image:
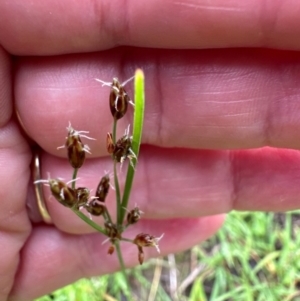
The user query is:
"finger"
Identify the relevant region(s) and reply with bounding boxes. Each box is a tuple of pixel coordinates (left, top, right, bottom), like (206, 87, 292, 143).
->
(0, 48, 31, 300)
(37, 146, 300, 233)
(0, 47, 12, 126)
(1, 0, 300, 54)
(15, 49, 300, 152)
(9, 215, 224, 301)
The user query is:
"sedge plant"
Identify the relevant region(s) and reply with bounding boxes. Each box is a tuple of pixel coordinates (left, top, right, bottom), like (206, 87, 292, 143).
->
(34, 69, 163, 283)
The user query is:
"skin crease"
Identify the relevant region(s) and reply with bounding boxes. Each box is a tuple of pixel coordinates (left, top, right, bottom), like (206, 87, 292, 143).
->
(0, 0, 300, 300)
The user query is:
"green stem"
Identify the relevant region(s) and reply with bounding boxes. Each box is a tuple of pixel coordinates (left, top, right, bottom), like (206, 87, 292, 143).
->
(112, 118, 122, 224)
(104, 208, 113, 224)
(112, 116, 117, 144)
(121, 237, 134, 243)
(73, 210, 107, 235)
(119, 69, 145, 224)
(72, 168, 78, 189)
(114, 160, 122, 224)
(115, 240, 128, 286)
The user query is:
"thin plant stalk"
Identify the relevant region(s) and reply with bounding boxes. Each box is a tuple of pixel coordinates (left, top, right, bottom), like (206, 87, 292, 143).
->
(114, 160, 122, 223)
(119, 69, 145, 224)
(72, 168, 78, 189)
(121, 237, 134, 243)
(111, 118, 122, 224)
(112, 116, 117, 144)
(73, 210, 106, 235)
(115, 240, 131, 298)
(115, 241, 127, 275)
(104, 208, 113, 224)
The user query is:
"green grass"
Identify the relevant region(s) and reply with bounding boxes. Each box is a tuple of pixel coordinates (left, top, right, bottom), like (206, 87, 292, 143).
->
(35, 210, 300, 301)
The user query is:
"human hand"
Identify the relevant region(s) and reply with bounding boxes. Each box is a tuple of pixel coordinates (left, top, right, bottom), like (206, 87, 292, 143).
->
(1, 1, 300, 300)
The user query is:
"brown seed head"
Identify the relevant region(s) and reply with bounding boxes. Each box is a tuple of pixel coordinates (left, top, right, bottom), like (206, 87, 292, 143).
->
(75, 187, 90, 209)
(67, 138, 86, 168)
(58, 124, 94, 169)
(126, 206, 143, 225)
(133, 233, 164, 253)
(114, 135, 132, 162)
(107, 126, 136, 167)
(104, 222, 121, 240)
(85, 199, 105, 216)
(48, 179, 77, 208)
(109, 78, 131, 120)
(95, 174, 110, 202)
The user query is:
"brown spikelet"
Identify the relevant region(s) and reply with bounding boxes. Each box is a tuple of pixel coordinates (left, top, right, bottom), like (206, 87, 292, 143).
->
(133, 233, 164, 254)
(75, 187, 90, 209)
(108, 126, 136, 167)
(95, 174, 110, 203)
(85, 199, 106, 216)
(65, 129, 88, 169)
(57, 124, 94, 169)
(104, 222, 121, 240)
(126, 206, 143, 225)
(67, 138, 86, 168)
(48, 179, 77, 208)
(109, 78, 131, 120)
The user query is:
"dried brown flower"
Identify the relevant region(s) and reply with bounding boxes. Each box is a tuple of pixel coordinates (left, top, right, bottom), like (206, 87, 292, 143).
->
(34, 178, 77, 208)
(50, 179, 77, 207)
(105, 222, 121, 241)
(133, 233, 164, 265)
(106, 126, 136, 167)
(126, 205, 143, 225)
(95, 77, 135, 120)
(75, 187, 90, 209)
(58, 123, 95, 169)
(109, 78, 131, 120)
(95, 174, 110, 203)
(133, 233, 164, 253)
(85, 199, 106, 216)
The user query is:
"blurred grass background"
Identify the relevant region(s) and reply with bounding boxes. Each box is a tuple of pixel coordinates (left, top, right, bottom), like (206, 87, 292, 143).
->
(35, 210, 300, 301)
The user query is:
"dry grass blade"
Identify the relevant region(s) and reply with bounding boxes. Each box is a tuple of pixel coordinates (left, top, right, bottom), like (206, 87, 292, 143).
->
(147, 257, 163, 301)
